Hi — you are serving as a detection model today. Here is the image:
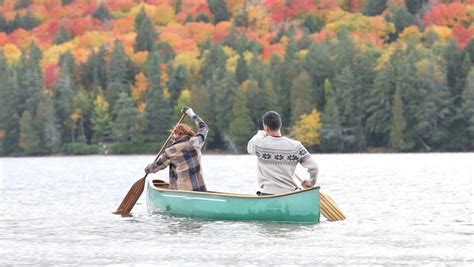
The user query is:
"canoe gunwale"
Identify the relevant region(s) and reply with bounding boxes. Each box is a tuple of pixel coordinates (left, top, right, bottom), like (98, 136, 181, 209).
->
(148, 179, 320, 199)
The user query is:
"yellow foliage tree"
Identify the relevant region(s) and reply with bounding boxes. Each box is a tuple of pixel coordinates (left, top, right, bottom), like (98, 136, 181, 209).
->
(173, 52, 201, 70)
(292, 108, 322, 147)
(3, 43, 22, 63)
(132, 72, 149, 103)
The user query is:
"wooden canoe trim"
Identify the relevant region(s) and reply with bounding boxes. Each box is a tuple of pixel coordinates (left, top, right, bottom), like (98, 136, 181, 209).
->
(149, 179, 320, 199)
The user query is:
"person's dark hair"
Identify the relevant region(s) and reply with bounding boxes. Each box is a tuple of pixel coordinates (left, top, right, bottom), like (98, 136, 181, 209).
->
(262, 111, 282, 131)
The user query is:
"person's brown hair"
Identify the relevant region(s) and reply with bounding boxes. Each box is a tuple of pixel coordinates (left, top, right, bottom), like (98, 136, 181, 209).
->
(173, 123, 195, 137)
(263, 111, 282, 131)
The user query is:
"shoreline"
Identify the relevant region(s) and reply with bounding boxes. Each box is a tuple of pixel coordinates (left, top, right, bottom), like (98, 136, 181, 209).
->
(1, 149, 473, 158)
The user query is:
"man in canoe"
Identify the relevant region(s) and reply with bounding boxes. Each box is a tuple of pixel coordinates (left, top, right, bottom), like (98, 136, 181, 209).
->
(145, 107, 208, 192)
(247, 111, 319, 195)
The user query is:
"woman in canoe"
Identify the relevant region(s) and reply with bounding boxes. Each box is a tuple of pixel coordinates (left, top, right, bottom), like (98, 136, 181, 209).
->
(145, 107, 208, 192)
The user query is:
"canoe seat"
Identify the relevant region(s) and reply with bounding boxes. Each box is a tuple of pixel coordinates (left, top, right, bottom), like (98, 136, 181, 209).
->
(152, 179, 169, 189)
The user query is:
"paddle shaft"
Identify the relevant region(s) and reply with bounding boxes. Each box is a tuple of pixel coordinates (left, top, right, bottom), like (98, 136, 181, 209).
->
(115, 113, 187, 215)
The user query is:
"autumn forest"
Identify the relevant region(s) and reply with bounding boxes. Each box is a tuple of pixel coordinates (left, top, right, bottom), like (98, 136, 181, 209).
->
(0, 0, 473, 156)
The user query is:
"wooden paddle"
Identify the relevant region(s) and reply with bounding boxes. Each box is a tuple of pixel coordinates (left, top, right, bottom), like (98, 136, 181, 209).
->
(294, 174, 346, 221)
(115, 113, 187, 215)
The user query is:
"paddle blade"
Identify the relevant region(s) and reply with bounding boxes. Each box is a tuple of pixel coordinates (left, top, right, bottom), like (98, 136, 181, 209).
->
(320, 192, 346, 221)
(115, 177, 146, 215)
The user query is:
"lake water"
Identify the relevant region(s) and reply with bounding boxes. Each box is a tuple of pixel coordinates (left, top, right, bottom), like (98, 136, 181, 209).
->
(0, 153, 473, 265)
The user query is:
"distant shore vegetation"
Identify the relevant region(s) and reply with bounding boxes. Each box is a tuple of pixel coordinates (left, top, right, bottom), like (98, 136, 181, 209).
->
(1, 0, 473, 156)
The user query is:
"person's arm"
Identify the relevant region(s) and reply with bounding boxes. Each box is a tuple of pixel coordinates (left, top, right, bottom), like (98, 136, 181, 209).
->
(297, 145, 318, 187)
(247, 130, 266, 155)
(145, 151, 171, 174)
(182, 107, 208, 148)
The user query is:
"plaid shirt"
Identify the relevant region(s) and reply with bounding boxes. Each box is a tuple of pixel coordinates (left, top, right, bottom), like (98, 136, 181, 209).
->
(147, 115, 208, 191)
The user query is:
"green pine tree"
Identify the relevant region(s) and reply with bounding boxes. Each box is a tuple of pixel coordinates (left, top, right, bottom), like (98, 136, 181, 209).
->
(53, 60, 76, 143)
(92, 3, 112, 22)
(167, 64, 188, 107)
(54, 25, 73, 45)
(35, 94, 60, 152)
(207, 0, 230, 24)
(389, 87, 407, 150)
(462, 69, 474, 149)
(19, 110, 41, 154)
(229, 89, 255, 153)
(143, 50, 173, 141)
(263, 79, 280, 115)
(134, 15, 157, 52)
(321, 79, 343, 151)
(363, 0, 387, 16)
(112, 93, 140, 142)
(290, 71, 313, 125)
(236, 55, 248, 84)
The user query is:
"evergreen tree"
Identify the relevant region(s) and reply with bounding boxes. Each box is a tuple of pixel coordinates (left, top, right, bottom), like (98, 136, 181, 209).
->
(386, 5, 416, 42)
(243, 79, 265, 127)
(263, 79, 280, 115)
(302, 15, 323, 34)
(334, 28, 356, 71)
(35, 95, 60, 152)
(405, 0, 424, 15)
(91, 94, 112, 142)
(19, 111, 41, 154)
(108, 39, 130, 86)
(290, 71, 313, 125)
(229, 89, 254, 152)
(462, 69, 474, 149)
(334, 66, 365, 150)
(235, 55, 248, 84)
(0, 55, 21, 155)
(92, 3, 112, 22)
(17, 43, 44, 116)
(134, 7, 147, 32)
(304, 42, 335, 110)
(207, 0, 230, 24)
(199, 44, 228, 145)
(15, 0, 31, 10)
(107, 40, 134, 107)
(321, 79, 343, 151)
(53, 59, 76, 143)
(389, 87, 407, 150)
(214, 72, 239, 137)
(112, 93, 140, 142)
(73, 90, 93, 143)
(81, 48, 107, 91)
(143, 50, 173, 141)
(61, 0, 73, 6)
(134, 15, 156, 52)
(366, 63, 396, 147)
(167, 64, 188, 107)
(174, 0, 183, 14)
(363, 0, 387, 16)
(54, 25, 73, 45)
(412, 58, 452, 150)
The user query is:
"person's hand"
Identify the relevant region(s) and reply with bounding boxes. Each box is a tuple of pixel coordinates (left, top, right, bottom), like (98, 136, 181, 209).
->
(301, 180, 313, 189)
(181, 107, 196, 118)
(145, 166, 151, 174)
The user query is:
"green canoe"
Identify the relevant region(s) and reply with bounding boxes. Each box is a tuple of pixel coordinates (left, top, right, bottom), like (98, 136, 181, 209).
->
(146, 179, 320, 224)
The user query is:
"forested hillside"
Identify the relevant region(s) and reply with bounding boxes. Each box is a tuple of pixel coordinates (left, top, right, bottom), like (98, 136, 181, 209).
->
(0, 0, 473, 155)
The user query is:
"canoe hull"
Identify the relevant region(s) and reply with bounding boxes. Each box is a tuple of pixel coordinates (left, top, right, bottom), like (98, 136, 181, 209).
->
(146, 180, 320, 224)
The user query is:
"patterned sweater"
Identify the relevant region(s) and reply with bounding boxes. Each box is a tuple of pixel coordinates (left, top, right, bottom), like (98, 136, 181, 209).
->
(247, 131, 319, 194)
(147, 115, 208, 191)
